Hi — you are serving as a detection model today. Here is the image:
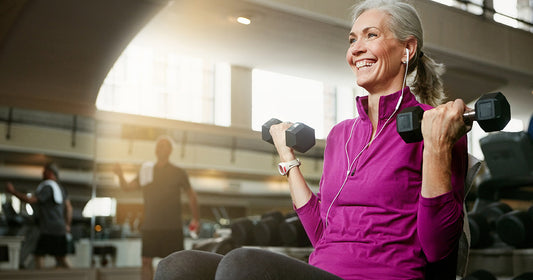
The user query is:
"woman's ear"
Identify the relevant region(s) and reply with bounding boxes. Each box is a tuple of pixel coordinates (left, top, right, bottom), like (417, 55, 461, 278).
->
(405, 37, 418, 61)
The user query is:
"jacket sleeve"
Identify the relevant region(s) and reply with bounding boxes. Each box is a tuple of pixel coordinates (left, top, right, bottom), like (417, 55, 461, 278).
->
(417, 136, 468, 262)
(295, 194, 324, 247)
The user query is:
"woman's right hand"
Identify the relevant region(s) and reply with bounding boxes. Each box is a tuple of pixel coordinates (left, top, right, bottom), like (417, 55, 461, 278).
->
(421, 99, 470, 154)
(269, 122, 296, 162)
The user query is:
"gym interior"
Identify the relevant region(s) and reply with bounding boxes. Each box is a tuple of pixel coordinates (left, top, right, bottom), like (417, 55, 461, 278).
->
(0, 0, 532, 279)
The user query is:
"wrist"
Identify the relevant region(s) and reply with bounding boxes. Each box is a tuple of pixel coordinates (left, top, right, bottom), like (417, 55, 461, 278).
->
(279, 153, 296, 162)
(278, 159, 301, 176)
(423, 146, 453, 161)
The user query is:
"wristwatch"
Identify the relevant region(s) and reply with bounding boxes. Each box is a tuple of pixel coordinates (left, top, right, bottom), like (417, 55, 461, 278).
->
(278, 159, 301, 176)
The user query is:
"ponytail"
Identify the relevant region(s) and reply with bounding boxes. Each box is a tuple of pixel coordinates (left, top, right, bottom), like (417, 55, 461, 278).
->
(410, 51, 446, 107)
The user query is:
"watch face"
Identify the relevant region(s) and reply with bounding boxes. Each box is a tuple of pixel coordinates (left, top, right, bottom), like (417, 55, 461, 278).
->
(278, 164, 287, 175)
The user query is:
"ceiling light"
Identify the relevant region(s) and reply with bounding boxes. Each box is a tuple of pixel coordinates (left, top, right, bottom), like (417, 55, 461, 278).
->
(237, 16, 251, 25)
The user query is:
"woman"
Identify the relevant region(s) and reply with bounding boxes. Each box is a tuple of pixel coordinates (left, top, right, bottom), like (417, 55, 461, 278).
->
(155, 0, 468, 279)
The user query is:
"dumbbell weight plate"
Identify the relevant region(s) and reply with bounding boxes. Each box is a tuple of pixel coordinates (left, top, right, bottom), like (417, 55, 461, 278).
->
(231, 218, 256, 247)
(513, 272, 533, 280)
(468, 202, 512, 249)
(262, 118, 282, 144)
(279, 215, 311, 247)
(254, 216, 283, 246)
(468, 213, 493, 249)
(462, 269, 497, 280)
(496, 210, 533, 248)
(396, 106, 424, 143)
(480, 202, 513, 228)
(286, 123, 316, 153)
(475, 92, 511, 132)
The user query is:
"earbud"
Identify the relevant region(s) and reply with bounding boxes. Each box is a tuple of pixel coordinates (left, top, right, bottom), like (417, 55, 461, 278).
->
(396, 48, 409, 109)
(403, 48, 409, 64)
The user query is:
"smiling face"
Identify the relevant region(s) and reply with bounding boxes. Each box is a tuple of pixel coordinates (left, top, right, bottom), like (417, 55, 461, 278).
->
(346, 9, 407, 95)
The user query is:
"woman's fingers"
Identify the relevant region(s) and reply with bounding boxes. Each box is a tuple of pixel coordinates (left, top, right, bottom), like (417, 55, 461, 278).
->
(269, 122, 296, 161)
(421, 99, 468, 150)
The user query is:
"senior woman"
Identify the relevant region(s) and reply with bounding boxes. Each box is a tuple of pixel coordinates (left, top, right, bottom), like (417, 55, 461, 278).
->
(155, 0, 468, 279)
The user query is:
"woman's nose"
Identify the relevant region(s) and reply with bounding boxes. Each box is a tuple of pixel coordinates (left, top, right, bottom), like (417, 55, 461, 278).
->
(348, 41, 364, 56)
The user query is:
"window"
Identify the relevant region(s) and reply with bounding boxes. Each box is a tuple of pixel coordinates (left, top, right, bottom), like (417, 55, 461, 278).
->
(493, 0, 519, 28)
(432, 0, 483, 14)
(96, 45, 231, 126)
(251, 69, 361, 139)
(252, 69, 326, 138)
(430, 0, 533, 32)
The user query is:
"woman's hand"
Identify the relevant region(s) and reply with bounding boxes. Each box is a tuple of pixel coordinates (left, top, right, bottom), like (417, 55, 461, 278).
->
(421, 99, 471, 153)
(421, 99, 470, 198)
(269, 122, 296, 162)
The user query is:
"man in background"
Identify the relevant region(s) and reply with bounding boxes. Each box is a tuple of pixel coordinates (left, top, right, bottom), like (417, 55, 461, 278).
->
(114, 135, 199, 280)
(6, 162, 72, 269)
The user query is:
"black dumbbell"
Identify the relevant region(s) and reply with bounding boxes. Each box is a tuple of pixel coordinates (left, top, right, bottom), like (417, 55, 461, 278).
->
(230, 217, 256, 247)
(397, 92, 511, 143)
(262, 118, 316, 153)
(279, 212, 311, 247)
(253, 211, 284, 246)
(496, 205, 533, 248)
(513, 273, 533, 280)
(468, 202, 513, 248)
(462, 269, 497, 280)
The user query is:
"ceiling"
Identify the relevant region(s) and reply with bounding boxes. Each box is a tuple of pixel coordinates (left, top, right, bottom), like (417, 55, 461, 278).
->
(0, 0, 531, 123)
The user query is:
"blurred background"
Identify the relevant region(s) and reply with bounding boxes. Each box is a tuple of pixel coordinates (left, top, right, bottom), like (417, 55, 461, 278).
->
(0, 0, 532, 279)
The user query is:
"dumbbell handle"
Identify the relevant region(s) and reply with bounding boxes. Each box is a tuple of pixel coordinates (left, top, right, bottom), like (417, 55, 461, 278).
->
(421, 104, 493, 124)
(463, 110, 475, 120)
(416, 108, 477, 127)
(462, 110, 476, 125)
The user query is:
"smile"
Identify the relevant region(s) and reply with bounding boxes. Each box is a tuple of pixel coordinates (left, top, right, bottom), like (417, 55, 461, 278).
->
(355, 60, 375, 70)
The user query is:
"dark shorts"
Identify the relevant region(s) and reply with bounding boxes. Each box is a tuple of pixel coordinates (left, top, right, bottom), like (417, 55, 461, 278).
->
(34, 234, 67, 257)
(142, 229, 184, 258)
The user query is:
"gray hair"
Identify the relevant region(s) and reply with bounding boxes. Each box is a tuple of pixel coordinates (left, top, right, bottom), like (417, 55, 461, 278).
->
(352, 0, 446, 106)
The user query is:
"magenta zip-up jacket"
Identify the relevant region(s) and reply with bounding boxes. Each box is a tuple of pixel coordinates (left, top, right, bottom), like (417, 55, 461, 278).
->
(296, 87, 468, 280)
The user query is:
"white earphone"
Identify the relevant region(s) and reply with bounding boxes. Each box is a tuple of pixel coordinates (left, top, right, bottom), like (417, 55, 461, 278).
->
(325, 47, 412, 227)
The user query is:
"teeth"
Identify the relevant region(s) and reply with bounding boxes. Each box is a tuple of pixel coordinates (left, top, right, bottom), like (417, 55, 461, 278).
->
(356, 61, 374, 69)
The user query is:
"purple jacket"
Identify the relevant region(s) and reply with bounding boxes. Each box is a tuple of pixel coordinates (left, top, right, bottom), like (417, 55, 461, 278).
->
(296, 88, 467, 279)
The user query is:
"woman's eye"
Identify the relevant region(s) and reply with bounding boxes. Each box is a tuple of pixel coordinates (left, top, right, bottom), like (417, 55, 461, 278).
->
(368, 33, 377, 38)
(349, 38, 356, 44)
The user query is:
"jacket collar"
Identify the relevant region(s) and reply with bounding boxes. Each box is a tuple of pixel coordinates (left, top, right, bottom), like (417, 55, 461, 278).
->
(355, 87, 415, 121)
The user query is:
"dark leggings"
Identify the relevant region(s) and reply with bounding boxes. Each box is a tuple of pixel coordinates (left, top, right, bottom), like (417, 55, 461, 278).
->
(155, 248, 343, 280)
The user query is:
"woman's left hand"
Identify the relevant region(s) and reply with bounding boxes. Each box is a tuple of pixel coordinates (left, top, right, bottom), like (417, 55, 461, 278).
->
(421, 99, 471, 152)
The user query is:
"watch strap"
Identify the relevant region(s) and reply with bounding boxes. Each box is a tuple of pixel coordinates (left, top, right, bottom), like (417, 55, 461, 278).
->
(278, 159, 301, 176)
